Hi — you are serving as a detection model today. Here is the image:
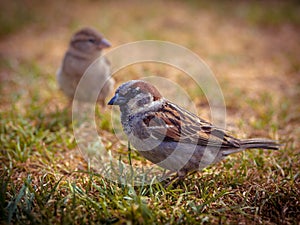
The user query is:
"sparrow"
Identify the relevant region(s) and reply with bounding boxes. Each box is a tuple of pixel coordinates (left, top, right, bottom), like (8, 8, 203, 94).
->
(57, 27, 115, 106)
(108, 80, 279, 179)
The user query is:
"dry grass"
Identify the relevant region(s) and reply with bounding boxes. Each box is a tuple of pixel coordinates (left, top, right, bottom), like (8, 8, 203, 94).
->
(0, 0, 299, 224)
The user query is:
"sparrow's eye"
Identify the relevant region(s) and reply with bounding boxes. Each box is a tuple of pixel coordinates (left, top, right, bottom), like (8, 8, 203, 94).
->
(133, 89, 139, 94)
(88, 39, 96, 43)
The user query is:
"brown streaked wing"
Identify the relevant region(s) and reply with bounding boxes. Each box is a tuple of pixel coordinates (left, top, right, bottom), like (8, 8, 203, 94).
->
(142, 101, 241, 148)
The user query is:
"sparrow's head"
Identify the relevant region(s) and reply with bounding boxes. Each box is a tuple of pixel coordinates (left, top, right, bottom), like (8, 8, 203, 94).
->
(70, 27, 111, 55)
(108, 80, 163, 112)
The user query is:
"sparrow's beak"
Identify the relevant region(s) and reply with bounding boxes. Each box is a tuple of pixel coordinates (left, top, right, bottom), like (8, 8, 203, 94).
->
(98, 38, 111, 49)
(108, 93, 127, 105)
(107, 95, 117, 105)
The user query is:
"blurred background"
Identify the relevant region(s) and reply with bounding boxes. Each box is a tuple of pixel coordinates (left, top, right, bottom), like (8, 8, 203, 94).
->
(0, 0, 299, 224)
(0, 0, 299, 115)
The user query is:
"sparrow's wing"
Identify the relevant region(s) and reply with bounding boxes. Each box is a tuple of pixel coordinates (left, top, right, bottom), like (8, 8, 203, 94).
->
(142, 102, 241, 148)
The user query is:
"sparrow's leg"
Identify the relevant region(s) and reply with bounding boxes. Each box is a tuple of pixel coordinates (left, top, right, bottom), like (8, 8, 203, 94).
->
(163, 170, 186, 188)
(164, 174, 178, 188)
(164, 170, 198, 188)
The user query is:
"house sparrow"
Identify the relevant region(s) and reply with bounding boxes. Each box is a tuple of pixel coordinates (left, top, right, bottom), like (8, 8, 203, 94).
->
(57, 27, 115, 106)
(108, 80, 279, 179)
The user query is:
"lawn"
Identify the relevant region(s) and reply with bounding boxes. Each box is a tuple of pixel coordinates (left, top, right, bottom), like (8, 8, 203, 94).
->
(0, 0, 299, 224)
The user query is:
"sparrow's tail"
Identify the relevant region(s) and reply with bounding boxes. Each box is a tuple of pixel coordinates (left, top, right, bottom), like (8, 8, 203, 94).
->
(222, 138, 280, 156)
(240, 138, 280, 150)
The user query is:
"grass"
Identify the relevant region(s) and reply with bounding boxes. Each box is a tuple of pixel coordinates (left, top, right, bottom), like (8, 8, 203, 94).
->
(1, 1, 299, 224)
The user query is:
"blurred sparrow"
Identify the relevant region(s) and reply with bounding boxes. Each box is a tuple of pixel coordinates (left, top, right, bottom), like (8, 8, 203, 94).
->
(108, 80, 279, 179)
(57, 27, 115, 106)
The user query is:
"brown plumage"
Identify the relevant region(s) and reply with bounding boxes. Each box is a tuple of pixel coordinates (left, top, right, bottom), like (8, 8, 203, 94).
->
(57, 27, 115, 106)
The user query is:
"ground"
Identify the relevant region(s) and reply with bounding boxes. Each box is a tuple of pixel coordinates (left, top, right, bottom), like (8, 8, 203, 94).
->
(0, 0, 299, 224)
